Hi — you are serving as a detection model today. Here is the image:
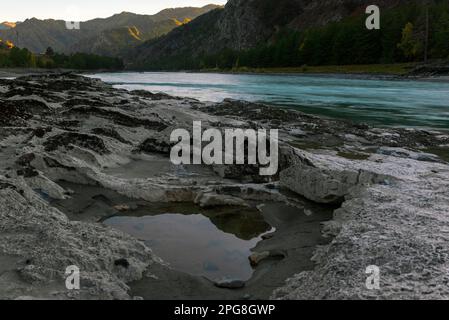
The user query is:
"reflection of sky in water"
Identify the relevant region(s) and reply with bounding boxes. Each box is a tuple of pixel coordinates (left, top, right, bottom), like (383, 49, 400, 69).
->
(105, 213, 273, 281)
(89, 72, 449, 128)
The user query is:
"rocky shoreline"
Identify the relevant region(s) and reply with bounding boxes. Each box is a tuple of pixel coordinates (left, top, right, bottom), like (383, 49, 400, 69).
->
(1, 74, 449, 300)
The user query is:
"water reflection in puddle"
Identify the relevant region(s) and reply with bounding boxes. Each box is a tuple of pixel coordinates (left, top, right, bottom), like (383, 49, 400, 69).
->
(103, 205, 274, 281)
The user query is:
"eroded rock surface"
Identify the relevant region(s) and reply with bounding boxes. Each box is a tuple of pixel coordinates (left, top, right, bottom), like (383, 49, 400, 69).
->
(0, 179, 156, 300)
(273, 152, 449, 299)
(0, 74, 288, 299)
(1, 73, 449, 300)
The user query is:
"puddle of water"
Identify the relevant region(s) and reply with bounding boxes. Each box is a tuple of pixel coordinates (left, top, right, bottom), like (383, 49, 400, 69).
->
(103, 204, 273, 282)
(127, 202, 335, 300)
(50, 181, 336, 299)
(51, 181, 335, 291)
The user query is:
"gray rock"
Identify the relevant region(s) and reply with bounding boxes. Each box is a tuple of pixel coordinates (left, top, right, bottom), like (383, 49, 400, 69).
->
(214, 280, 246, 289)
(273, 153, 449, 300)
(280, 150, 388, 203)
(377, 147, 443, 163)
(249, 252, 270, 267)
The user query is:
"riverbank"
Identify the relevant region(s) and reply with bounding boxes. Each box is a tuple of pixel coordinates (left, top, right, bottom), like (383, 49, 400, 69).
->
(1, 74, 449, 300)
(201, 63, 415, 76)
(2, 61, 449, 79)
(0, 68, 123, 79)
(200, 61, 449, 80)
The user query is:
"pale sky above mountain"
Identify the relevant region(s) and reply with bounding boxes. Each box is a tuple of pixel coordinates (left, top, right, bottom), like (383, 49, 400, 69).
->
(0, 0, 227, 22)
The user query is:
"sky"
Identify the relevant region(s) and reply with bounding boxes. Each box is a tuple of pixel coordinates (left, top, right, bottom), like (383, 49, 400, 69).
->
(0, 0, 228, 22)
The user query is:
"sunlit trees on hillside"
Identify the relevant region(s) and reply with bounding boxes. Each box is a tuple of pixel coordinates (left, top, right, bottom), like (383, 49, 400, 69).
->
(397, 23, 423, 60)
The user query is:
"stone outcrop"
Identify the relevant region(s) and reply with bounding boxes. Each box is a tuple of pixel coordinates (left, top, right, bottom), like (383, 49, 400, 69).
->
(0, 177, 157, 300)
(273, 152, 449, 299)
(280, 150, 391, 203)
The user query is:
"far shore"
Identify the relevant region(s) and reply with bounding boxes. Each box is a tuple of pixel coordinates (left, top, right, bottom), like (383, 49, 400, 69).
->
(0, 68, 120, 78)
(200, 63, 416, 75)
(0, 68, 68, 78)
(1, 63, 449, 82)
(196, 63, 449, 82)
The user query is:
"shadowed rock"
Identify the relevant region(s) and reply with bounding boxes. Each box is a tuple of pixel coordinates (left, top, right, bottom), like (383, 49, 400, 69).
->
(44, 132, 110, 154)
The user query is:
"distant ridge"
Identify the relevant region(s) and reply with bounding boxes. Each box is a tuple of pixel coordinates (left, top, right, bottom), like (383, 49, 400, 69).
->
(0, 22, 17, 30)
(0, 4, 220, 56)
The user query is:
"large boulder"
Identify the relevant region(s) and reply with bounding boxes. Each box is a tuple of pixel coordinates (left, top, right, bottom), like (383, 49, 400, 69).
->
(274, 151, 449, 300)
(280, 150, 389, 203)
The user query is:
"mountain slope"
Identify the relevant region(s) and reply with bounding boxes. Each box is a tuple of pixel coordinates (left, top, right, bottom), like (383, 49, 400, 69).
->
(130, 0, 428, 69)
(67, 13, 200, 57)
(0, 5, 220, 55)
(0, 22, 17, 30)
(130, 0, 302, 68)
